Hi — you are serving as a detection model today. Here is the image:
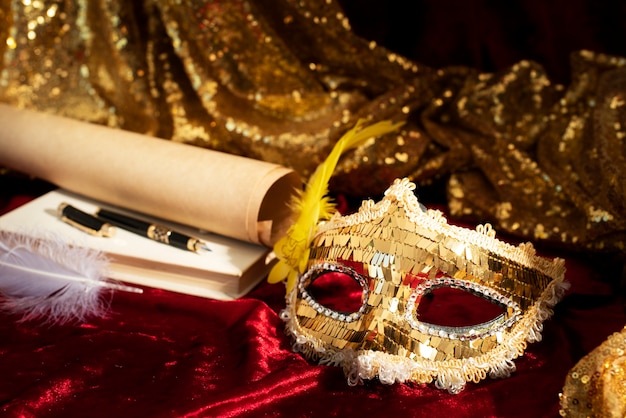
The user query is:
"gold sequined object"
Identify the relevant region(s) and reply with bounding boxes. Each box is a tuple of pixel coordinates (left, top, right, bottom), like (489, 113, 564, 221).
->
(560, 326, 626, 417)
(0, 1, 625, 252)
(281, 178, 567, 393)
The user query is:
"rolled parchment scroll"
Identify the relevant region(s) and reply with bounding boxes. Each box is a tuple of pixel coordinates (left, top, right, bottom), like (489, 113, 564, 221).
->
(0, 104, 301, 247)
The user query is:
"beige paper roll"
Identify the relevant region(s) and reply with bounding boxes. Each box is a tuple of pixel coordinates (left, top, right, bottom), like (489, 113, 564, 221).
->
(0, 104, 301, 246)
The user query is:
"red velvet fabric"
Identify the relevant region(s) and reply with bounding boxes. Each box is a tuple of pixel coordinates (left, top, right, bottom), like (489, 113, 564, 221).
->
(1, 182, 625, 418)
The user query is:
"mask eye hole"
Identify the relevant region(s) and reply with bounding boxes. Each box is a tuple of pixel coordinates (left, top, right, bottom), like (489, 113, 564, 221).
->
(416, 287, 506, 328)
(405, 278, 522, 339)
(307, 271, 365, 314)
(298, 264, 369, 319)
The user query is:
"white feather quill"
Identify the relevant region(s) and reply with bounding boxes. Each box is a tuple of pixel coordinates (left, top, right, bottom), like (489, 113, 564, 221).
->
(0, 231, 142, 324)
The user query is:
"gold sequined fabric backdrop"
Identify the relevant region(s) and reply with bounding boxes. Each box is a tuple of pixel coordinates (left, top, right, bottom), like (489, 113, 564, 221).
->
(1, 0, 625, 252)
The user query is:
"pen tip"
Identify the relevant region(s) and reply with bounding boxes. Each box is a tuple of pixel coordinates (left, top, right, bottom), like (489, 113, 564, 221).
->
(195, 242, 212, 253)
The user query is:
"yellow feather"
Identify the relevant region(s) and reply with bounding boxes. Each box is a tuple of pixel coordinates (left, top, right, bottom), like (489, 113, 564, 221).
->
(268, 119, 404, 292)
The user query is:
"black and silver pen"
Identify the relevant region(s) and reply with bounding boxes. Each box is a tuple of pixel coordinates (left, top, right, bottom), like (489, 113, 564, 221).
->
(95, 208, 211, 254)
(58, 203, 116, 237)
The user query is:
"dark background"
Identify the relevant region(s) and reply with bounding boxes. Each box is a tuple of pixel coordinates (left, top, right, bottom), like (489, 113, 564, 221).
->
(339, 0, 626, 84)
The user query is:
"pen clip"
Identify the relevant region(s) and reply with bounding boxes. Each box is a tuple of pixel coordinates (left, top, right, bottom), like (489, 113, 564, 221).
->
(57, 203, 116, 238)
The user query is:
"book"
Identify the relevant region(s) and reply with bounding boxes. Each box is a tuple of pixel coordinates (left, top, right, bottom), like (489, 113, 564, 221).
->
(0, 189, 273, 300)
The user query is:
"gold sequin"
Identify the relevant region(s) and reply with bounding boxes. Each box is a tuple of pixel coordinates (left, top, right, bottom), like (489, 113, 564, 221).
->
(1, 1, 624, 252)
(560, 326, 626, 417)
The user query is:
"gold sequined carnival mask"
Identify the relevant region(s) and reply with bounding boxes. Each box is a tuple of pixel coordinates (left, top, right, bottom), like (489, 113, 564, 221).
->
(268, 121, 567, 394)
